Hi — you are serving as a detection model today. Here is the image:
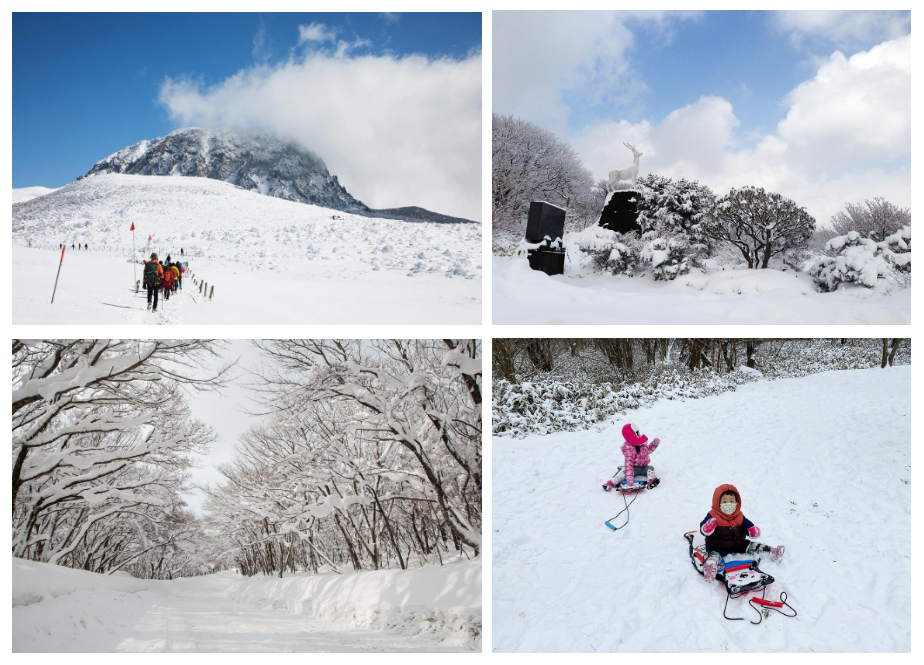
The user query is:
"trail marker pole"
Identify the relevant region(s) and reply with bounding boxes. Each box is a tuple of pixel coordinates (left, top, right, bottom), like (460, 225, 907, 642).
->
(130, 222, 137, 288)
(50, 246, 66, 303)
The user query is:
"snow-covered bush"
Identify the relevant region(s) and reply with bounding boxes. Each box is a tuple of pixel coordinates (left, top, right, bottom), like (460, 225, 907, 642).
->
(810, 231, 890, 291)
(565, 225, 641, 276)
(878, 225, 911, 273)
(640, 236, 692, 281)
(492, 365, 761, 437)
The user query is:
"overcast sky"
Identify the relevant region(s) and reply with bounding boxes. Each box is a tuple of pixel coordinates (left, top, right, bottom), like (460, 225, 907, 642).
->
(493, 10, 910, 227)
(180, 340, 265, 515)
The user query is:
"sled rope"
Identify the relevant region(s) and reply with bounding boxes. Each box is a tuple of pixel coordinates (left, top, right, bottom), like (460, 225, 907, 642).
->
(605, 490, 639, 531)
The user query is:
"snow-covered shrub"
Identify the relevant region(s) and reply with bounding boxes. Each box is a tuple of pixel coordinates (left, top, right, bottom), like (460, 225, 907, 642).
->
(492, 365, 761, 437)
(565, 225, 641, 276)
(877, 225, 911, 273)
(810, 231, 890, 291)
(640, 236, 692, 281)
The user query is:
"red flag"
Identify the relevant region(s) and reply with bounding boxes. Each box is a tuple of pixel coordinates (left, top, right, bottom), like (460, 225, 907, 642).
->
(130, 222, 135, 231)
(148, 235, 152, 241)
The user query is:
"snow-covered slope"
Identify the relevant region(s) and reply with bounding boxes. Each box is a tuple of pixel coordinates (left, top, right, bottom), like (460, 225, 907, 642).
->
(12, 174, 480, 324)
(493, 366, 910, 652)
(12, 186, 60, 204)
(493, 256, 910, 324)
(13, 558, 481, 652)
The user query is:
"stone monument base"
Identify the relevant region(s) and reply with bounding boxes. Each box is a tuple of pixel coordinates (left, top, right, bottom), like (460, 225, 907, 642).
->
(527, 247, 565, 276)
(598, 189, 642, 234)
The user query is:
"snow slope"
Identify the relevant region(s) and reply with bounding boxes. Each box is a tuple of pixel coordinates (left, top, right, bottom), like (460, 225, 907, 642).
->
(13, 558, 481, 652)
(493, 367, 911, 652)
(12, 174, 481, 324)
(493, 256, 910, 324)
(12, 186, 60, 204)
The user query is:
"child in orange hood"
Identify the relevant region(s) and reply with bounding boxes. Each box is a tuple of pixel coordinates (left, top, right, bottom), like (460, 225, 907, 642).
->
(699, 483, 785, 583)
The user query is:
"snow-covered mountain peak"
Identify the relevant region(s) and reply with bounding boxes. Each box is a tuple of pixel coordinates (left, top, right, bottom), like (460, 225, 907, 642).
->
(86, 127, 368, 213)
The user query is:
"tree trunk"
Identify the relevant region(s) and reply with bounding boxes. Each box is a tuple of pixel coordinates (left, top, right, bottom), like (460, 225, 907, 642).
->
(881, 339, 889, 368)
(888, 338, 901, 366)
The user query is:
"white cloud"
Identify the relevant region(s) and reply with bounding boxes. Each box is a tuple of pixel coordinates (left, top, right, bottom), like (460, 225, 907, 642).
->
(493, 11, 699, 133)
(773, 10, 910, 51)
(570, 37, 910, 227)
(298, 22, 338, 44)
(159, 51, 482, 221)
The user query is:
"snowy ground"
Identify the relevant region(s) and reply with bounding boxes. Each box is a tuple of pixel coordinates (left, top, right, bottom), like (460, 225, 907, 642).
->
(12, 176, 481, 324)
(493, 256, 910, 324)
(492, 367, 911, 652)
(13, 558, 481, 652)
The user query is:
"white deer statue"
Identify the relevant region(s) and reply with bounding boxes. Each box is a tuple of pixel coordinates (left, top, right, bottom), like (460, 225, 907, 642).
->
(607, 143, 643, 192)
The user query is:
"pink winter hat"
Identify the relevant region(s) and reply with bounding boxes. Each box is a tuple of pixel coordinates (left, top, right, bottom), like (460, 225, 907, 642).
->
(622, 423, 648, 445)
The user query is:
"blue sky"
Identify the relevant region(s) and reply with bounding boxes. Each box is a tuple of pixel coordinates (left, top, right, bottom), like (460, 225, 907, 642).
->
(13, 12, 482, 191)
(494, 10, 910, 226)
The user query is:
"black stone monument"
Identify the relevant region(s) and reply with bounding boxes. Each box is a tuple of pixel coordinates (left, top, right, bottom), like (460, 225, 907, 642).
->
(598, 189, 642, 234)
(524, 201, 566, 276)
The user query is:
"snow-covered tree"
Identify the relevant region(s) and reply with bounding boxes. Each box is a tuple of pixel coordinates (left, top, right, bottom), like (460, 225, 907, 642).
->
(702, 186, 815, 269)
(493, 113, 593, 251)
(204, 340, 482, 577)
(11, 339, 229, 578)
(830, 198, 911, 242)
(809, 231, 890, 291)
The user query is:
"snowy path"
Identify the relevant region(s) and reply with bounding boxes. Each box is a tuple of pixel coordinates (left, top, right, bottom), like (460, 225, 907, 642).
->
(492, 367, 911, 652)
(14, 570, 471, 653)
(13, 246, 480, 324)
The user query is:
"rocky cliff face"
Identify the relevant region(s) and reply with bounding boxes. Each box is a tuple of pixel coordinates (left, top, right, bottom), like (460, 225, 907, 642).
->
(86, 128, 370, 213)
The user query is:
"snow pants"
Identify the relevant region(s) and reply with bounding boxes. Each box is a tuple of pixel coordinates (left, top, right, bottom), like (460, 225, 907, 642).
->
(146, 282, 159, 309)
(612, 465, 656, 485)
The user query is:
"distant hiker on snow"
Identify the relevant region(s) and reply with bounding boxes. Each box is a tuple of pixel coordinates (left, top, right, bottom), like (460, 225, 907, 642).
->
(699, 484, 785, 582)
(143, 253, 163, 312)
(603, 423, 661, 491)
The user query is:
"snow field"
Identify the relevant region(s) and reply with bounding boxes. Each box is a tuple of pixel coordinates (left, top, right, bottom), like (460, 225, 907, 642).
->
(492, 367, 910, 652)
(13, 558, 481, 652)
(12, 174, 481, 323)
(492, 256, 910, 324)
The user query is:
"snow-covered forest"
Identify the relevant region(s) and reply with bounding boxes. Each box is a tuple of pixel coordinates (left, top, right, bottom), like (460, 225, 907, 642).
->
(492, 115, 911, 324)
(493, 338, 909, 438)
(12, 339, 482, 652)
(492, 338, 910, 652)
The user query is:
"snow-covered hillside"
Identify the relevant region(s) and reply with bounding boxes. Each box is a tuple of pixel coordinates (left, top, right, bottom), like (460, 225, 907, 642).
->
(12, 174, 480, 324)
(13, 558, 481, 652)
(493, 366, 910, 652)
(13, 186, 60, 204)
(493, 256, 910, 324)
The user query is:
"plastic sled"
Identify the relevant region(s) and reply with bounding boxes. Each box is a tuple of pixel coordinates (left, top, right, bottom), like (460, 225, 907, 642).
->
(604, 465, 656, 493)
(684, 531, 796, 624)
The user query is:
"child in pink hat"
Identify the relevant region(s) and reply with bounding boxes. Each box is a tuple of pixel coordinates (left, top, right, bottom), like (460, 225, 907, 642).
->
(603, 423, 661, 491)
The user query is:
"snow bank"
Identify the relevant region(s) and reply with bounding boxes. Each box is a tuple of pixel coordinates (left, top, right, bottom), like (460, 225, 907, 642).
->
(13, 558, 154, 652)
(13, 557, 149, 607)
(12, 186, 60, 204)
(226, 560, 482, 650)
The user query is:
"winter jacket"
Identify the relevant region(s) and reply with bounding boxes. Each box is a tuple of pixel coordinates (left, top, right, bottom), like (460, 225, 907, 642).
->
(700, 484, 761, 556)
(143, 261, 163, 285)
(621, 423, 659, 485)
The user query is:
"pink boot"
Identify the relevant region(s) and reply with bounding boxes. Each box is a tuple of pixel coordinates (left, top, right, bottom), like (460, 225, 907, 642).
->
(703, 553, 720, 582)
(603, 480, 616, 491)
(769, 545, 785, 563)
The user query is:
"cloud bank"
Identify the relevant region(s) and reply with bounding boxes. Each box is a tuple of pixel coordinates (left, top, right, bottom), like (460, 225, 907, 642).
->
(570, 35, 910, 227)
(159, 43, 482, 221)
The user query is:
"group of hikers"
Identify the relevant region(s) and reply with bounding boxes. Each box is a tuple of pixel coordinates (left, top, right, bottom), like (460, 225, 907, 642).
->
(60, 243, 89, 251)
(142, 253, 186, 312)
